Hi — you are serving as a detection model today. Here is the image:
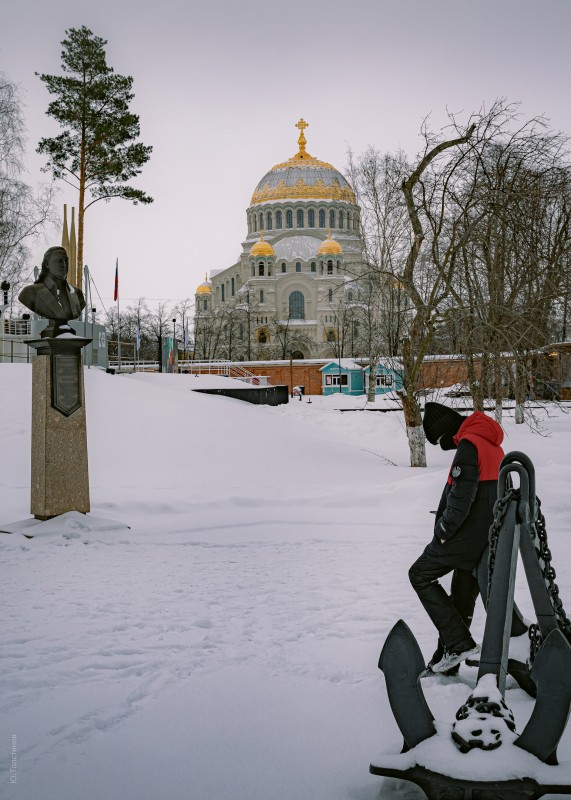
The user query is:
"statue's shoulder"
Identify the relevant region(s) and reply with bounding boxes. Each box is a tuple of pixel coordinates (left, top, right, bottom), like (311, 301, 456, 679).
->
(19, 283, 39, 301)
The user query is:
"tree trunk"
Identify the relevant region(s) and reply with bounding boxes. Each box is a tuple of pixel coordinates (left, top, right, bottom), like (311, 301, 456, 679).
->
(514, 357, 529, 424)
(401, 391, 426, 467)
(466, 355, 485, 411)
(367, 366, 376, 402)
(493, 354, 503, 423)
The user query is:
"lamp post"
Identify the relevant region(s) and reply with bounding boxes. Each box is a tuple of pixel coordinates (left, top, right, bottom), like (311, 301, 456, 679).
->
(1, 280, 9, 307)
(90, 308, 96, 368)
(0, 281, 9, 362)
(289, 351, 294, 398)
(172, 318, 177, 373)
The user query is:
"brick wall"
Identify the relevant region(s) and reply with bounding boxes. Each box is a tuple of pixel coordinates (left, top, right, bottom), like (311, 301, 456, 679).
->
(186, 357, 475, 396)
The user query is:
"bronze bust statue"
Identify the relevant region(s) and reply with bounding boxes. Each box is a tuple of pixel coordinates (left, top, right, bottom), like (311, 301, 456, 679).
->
(19, 246, 86, 336)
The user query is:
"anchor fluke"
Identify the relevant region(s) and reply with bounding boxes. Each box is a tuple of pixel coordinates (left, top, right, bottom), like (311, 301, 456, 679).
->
(378, 619, 436, 749)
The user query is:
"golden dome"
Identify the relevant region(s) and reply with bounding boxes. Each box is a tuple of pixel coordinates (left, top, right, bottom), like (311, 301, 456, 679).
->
(318, 231, 343, 255)
(250, 119, 356, 205)
(196, 273, 212, 295)
(250, 232, 275, 257)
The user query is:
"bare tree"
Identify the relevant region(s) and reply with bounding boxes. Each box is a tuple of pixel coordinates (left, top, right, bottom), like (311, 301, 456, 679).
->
(0, 73, 56, 305)
(396, 105, 513, 466)
(442, 115, 571, 423)
(347, 148, 411, 399)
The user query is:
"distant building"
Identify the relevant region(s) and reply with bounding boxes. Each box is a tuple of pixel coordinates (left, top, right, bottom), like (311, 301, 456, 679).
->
(194, 119, 365, 361)
(320, 359, 403, 396)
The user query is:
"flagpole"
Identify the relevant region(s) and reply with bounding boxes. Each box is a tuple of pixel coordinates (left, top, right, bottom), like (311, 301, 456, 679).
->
(115, 258, 121, 373)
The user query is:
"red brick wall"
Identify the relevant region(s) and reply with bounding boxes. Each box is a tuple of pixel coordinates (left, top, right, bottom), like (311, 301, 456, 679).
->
(186, 357, 475, 396)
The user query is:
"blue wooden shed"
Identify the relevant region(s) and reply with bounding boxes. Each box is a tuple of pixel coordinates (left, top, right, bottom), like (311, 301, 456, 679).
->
(320, 359, 403, 396)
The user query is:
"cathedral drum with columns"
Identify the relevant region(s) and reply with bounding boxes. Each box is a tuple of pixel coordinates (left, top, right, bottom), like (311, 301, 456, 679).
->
(194, 120, 365, 361)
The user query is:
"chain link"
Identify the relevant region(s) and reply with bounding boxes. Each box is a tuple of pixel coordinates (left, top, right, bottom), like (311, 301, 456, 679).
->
(487, 488, 518, 602)
(528, 498, 571, 661)
(488, 491, 571, 663)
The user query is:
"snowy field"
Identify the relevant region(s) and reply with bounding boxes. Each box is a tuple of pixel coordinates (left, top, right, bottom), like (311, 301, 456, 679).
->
(2, 364, 571, 800)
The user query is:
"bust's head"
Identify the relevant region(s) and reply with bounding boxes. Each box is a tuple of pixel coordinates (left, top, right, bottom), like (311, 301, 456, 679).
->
(37, 247, 69, 283)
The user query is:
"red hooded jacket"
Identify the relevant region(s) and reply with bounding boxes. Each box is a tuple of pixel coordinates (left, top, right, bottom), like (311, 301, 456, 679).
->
(425, 411, 504, 570)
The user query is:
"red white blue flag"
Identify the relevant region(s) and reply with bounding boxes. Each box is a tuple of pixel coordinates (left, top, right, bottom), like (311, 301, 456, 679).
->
(113, 259, 119, 302)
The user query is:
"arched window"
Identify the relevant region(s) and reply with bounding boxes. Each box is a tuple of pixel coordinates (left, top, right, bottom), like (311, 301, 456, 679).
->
(231, 277, 235, 296)
(310, 261, 316, 272)
(319, 209, 325, 228)
(295, 262, 302, 272)
(281, 262, 287, 273)
(347, 290, 353, 301)
(327, 260, 333, 275)
(259, 289, 264, 303)
(297, 209, 304, 228)
(328, 288, 333, 302)
(253, 215, 257, 232)
(258, 330, 267, 343)
(289, 291, 305, 320)
(308, 209, 315, 227)
(276, 210, 282, 229)
(221, 285, 225, 302)
(327, 330, 336, 343)
(259, 262, 265, 276)
(267, 211, 273, 230)
(286, 209, 293, 229)
(259, 212, 263, 230)
(339, 210, 344, 229)
(329, 209, 335, 228)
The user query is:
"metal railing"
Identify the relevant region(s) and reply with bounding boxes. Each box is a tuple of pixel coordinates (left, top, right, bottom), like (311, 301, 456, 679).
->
(3, 319, 31, 336)
(105, 358, 270, 385)
(0, 336, 33, 363)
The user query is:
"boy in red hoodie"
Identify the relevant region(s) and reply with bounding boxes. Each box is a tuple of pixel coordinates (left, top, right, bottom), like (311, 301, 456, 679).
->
(409, 402, 504, 674)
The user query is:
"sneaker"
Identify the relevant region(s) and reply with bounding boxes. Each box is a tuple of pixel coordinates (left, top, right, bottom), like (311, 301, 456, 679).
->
(431, 641, 480, 674)
(425, 649, 460, 677)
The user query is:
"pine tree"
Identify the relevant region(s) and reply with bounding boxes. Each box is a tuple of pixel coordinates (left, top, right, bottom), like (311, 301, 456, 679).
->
(37, 26, 153, 287)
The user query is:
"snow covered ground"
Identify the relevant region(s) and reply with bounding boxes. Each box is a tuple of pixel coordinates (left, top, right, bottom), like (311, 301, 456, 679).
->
(2, 364, 571, 800)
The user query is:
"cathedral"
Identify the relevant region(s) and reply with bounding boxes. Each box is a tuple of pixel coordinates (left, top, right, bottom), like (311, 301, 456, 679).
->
(194, 120, 365, 361)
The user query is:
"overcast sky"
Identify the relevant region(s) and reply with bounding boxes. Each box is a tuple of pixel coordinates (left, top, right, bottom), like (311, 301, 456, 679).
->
(2, 0, 571, 314)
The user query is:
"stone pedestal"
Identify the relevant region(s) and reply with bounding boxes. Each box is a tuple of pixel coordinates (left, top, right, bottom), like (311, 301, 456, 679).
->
(29, 336, 91, 519)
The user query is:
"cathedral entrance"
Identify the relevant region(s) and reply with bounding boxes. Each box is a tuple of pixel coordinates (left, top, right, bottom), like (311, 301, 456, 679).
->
(291, 351, 305, 360)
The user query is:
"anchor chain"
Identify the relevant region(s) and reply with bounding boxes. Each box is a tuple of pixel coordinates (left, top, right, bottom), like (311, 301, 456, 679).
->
(528, 498, 571, 660)
(487, 488, 517, 602)
(488, 490, 571, 663)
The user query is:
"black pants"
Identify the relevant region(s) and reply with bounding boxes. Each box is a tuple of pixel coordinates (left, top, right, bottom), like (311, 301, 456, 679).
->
(408, 554, 479, 652)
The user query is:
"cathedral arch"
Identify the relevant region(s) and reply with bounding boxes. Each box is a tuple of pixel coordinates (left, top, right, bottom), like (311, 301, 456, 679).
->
(329, 209, 335, 228)
(267, 211, 273, 230)
(286, 209, 293, 229)
(308, 209, 315, 228)
(276, 210, 283, 229)
(319, 208, 326, 228)
(297, 208, 304, 228)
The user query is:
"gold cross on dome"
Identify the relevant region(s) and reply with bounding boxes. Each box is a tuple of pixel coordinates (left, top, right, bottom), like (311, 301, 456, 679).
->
(295, 118, 309, 155)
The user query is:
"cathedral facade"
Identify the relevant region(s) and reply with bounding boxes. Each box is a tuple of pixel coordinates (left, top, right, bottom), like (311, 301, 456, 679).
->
(194, 120, 365, 361)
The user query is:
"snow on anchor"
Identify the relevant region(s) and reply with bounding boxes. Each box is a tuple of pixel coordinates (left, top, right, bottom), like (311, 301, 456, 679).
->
(370, 452, 571, 800)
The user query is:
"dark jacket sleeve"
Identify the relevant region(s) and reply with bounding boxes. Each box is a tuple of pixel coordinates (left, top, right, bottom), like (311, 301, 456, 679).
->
(435, 439, 479, 542)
